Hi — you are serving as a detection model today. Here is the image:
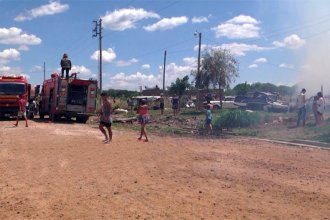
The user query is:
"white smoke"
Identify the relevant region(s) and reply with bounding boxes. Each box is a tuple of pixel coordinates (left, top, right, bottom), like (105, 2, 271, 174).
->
(296, 33, 330, 97)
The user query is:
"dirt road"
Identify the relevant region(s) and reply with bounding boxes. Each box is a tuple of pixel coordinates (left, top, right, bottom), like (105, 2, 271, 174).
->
(0, 119, 329, 219)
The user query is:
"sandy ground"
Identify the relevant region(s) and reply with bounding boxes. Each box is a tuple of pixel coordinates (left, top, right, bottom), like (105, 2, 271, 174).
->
(0, 118, 329, 220)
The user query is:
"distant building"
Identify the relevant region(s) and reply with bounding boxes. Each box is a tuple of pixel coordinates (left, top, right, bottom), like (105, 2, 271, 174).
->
(141, 85, 161, 96)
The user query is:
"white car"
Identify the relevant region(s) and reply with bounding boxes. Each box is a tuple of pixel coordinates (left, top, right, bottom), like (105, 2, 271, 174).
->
(206, 96, 240, 109)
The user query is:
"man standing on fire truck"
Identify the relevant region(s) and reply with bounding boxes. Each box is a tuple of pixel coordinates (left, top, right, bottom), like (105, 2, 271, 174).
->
(60, 53, 72, 79)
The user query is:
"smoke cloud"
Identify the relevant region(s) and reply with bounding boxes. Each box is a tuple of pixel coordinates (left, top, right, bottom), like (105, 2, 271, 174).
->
(297, 33, 330, 97)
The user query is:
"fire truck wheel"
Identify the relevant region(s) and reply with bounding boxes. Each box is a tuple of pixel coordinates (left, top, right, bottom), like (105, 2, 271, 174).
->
(76, 116, 89, 123)
(39, 113, 45, 119)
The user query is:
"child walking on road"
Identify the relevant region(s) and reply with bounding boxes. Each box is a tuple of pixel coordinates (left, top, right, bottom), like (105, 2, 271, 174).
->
(137, 99, 149, 142)
(205, 104, 213, 134)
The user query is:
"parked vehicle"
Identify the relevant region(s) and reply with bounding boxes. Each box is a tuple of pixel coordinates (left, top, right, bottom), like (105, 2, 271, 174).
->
(131, 95, 161, 110)
(39, 73, 97, 123)
(26, 84, 40, 119)
(234, 92, 288, 112)
(0, 75, 39, 118)
(204, 96, 240, 109)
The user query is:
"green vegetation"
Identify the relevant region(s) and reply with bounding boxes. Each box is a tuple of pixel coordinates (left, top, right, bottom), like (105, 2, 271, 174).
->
(108, 95, 329, 144)
(168, 75, 191, 97)
(213, 109, 263, 129)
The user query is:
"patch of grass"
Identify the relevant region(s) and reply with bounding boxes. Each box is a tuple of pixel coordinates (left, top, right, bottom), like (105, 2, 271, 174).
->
(180, 110, 205, 116)
(313, 125, 330, 143)
(159, 127, 187, 134)
(213, 109, 263, 129)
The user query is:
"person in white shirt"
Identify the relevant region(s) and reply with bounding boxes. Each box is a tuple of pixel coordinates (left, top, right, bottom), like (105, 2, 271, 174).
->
(316, 92, 325, 125)
(296, 88, 306, 127)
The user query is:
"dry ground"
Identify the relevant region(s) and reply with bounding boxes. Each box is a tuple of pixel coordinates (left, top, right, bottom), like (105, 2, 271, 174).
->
(0, 118, 329, 220)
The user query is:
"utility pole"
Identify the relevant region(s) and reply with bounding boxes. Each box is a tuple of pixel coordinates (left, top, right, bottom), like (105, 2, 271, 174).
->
(195, 31, 202, 110)
(93, 19, 103, 94)
(43, 62, 46, 81)
(163, 50, 166, 95)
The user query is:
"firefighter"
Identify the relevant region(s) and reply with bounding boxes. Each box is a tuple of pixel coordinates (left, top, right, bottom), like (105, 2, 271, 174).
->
(60, 53, 72, 79)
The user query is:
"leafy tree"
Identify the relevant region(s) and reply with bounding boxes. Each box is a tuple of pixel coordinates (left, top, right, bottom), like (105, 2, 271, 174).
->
(233, 82, 251, 95)
(278, 85, 295, 96)
(250, 82, 278, 93)
(194, 48, 239, 105)
(168, 75, 190, 97)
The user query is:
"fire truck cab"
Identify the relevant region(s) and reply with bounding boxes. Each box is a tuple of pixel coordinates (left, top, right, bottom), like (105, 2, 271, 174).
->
(39, 73, 97, 123)
(0, 75, 30, 118)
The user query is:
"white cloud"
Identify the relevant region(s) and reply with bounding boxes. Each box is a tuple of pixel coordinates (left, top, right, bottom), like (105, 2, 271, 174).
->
(54, 65, 95, 79)
(143, 16, 188, 31)
(183, 57, 197, 67)
(279, 63, 295, 69)
(194, 43, 269, 57)
(192, 16, 208, 23)
(227, 15, 259, 24)
(272, 34, 305, 49)
(71, 65, 95, 78)
(0, 27, 42, 45)
(30, 65, 43, 72)
(105, 71, 159, 90)
(18, 45, 29, 51)
(102, 8, 160, 31)
(14, 0, 69, 21)
(104, 58, 195, 90)
(211, 15, 260, 39)
(91, 48, 116, 63)
(248, 58, 267, 69)
(254, 58, 267, 63)
(116, 58, 138, 67)
(193, 44, 207, 52)
(215, 43, 267, 56)
(248, 57, 267, 68)
(0, 65, 11, 72)
(141, 64, 150, 69)
(249, 64, 258, 68)
(0, 48, 20, 64)
(159, 61, 195, 86)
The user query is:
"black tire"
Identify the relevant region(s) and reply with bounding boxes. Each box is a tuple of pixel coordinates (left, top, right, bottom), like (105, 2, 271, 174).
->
(27, 112, 34, 119)
(76, 115, 89, 123)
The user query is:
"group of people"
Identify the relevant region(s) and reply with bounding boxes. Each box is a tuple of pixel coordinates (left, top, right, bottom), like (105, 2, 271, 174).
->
(99, 93, 149, 144)
(296, 88, 326, 127)
(99, 92, 215, 144)
(13, 53, 71, 127)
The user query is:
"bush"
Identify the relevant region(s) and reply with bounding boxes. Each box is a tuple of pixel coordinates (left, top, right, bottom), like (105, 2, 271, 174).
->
(213, 109, 262, 129)
(315, 126, 330, 143)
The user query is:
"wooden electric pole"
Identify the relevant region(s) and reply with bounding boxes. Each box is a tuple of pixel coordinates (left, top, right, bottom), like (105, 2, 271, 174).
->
(93, 19, 103, 94)
(163, 50, 166, 95)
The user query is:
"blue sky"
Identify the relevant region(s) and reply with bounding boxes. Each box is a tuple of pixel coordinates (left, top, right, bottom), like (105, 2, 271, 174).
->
(1, 0, 330, 93)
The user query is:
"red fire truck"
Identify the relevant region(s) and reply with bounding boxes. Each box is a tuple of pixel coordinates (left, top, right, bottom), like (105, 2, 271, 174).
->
(39, 73, 97, 123)
(0, 75, 30, 118)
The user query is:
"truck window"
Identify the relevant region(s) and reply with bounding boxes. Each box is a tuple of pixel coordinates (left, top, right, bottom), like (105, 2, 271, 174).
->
(0, 82, 25, 95)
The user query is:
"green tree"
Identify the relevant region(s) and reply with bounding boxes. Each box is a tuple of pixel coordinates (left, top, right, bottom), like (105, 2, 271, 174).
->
(168, 75, 190, 97)
(195, 48, 239, 105)
(233, 82, 251, 95)
(278, 85, 295, 96)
